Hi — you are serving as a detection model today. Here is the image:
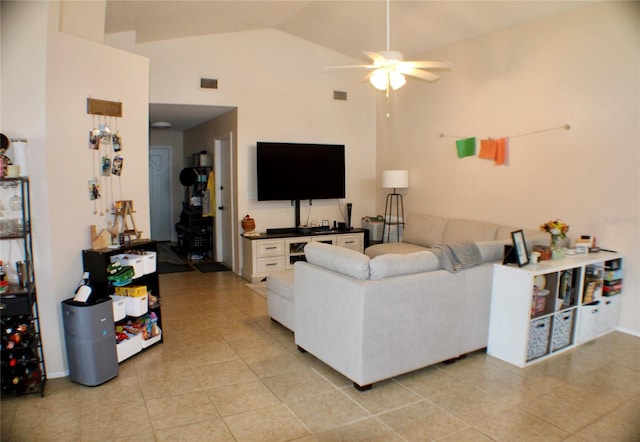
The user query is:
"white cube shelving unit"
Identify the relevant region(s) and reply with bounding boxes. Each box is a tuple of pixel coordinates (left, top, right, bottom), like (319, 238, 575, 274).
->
(488, 252, 622, 367)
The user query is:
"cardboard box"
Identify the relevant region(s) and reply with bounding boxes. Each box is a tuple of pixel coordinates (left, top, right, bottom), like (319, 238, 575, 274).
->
(115, 285, 147, 297)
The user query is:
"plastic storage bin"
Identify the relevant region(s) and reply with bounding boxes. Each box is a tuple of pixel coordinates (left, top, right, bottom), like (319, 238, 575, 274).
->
(142, 327, 162, 349)
(361, 218, 384, 243)
(110, 295, 126, 322)
(110, 254, 144, 279)
(111, 294, 148, 317)
(142, 251, 157, 274)
(116, 333, 143, 362)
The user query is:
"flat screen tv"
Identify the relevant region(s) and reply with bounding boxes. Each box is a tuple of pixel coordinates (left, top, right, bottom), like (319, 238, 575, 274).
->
(256, 142, 345, 201)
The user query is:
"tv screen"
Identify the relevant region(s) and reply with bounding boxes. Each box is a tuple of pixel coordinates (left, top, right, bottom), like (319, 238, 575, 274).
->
(257, 142, 346, 201)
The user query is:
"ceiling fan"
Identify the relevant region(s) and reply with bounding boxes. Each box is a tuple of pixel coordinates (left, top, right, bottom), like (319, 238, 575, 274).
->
(325, 0, 452, 92)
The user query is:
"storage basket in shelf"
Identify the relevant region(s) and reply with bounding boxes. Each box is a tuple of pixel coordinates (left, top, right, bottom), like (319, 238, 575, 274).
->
(111, 296, 126, 322)
(142, 251, 156, 274)
(111, 294, 148, 317)
(527, 317, 550, 361)
(142, 327, 162, 349)
(551, 310, 575, 351)
(116, 333, 142, 362)
(110, 254, 145, 279)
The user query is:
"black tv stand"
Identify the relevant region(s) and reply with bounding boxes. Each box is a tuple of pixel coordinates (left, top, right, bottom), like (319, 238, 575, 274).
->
(266, 227, 298, 235)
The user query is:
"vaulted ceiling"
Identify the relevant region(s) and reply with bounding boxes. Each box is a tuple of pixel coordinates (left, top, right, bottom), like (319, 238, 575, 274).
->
(106, 0, 592, 60)
(104, 0, 593, 130)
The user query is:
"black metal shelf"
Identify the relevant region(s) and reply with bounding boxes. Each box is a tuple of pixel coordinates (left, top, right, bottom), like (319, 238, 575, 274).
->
(1, 177, 46, 397)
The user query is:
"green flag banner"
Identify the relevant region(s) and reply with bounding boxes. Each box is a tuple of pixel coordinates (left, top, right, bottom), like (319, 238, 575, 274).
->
(456, 137, 476, 158)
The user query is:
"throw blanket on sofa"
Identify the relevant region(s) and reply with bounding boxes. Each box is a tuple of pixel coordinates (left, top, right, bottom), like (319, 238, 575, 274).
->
(431, 241, 482, 273)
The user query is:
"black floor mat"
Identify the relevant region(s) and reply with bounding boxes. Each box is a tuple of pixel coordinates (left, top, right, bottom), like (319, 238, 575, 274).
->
(157, 261, 195, 274)
(193, 262, 230, 273)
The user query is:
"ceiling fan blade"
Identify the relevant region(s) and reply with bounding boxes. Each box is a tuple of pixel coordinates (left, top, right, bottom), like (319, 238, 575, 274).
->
(404, 60, 453, 70)
(402, 68, 440, 82)
(323, 64, 376, 71)
(363, 51, 387, 63)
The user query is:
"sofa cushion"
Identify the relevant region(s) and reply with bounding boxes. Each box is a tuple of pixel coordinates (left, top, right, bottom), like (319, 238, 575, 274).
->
(304, 242, 370, 280)
(443, 218, 500, 243)
(365, 242, 428, 258)
(401, 213, 448, 248)
(496, 225, 520, 240)
(369, 251, 441, 280)
(476, 240, 510, 263)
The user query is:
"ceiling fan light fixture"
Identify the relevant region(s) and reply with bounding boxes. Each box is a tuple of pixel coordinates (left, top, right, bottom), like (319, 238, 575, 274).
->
(389, 71, 406, 90)
(370, 70, 389, 90)
(369, 69, 406, 91)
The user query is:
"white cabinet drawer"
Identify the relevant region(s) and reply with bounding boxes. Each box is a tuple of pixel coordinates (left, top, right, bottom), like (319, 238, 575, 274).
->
(256, 240, 284, 258)
(337, 234, 363, 251)
(257, 256, 285, 273)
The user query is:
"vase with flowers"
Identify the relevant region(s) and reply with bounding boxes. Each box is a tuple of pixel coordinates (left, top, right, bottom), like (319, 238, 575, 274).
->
(540, 219, 569, 259)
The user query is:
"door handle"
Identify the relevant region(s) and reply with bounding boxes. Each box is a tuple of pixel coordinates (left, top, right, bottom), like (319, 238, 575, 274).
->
(218, 206, 223, 210)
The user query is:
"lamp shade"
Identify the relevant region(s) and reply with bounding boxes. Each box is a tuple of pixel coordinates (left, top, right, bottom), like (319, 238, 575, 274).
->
(382, 170, 409, 189)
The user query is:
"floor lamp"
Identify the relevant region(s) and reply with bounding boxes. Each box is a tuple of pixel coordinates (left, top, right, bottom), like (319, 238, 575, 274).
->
(381, 170, 409, 243)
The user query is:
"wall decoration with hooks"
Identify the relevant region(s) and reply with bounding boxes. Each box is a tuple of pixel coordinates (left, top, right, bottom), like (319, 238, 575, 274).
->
(86, 97, 126, 243)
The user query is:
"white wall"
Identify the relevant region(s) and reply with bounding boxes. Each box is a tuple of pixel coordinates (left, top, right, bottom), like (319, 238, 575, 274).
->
(130, 29, 378, 234)
(379, 2, 640, 334)
(1, 1, 150, 376)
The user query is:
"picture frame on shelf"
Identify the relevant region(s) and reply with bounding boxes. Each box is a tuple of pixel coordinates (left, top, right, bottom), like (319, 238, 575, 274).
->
(511, 230, 529, 267)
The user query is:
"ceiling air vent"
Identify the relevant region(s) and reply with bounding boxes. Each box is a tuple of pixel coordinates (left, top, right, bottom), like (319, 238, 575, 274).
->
(200, 78, 218, 89)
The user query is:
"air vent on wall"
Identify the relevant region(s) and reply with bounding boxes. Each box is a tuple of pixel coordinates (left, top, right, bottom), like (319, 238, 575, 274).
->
(333, 90, 347, 101)
(200, 78, 218, 89)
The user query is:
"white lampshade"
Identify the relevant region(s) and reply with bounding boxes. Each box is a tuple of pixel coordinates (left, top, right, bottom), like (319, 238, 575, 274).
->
(382, 170, 409, 189)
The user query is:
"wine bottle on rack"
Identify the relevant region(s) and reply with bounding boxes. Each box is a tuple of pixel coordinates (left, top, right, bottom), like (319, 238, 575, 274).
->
(0, 260, 7, 283)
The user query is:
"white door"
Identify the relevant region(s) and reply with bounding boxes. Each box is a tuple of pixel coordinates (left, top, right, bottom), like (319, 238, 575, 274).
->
(215, 133, 234, 269)
(148, 147, 172, 241)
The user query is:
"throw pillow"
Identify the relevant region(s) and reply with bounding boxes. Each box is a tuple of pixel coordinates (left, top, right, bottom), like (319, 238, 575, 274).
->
(369, 251, 440, 280)
(304, 242, 370, 280)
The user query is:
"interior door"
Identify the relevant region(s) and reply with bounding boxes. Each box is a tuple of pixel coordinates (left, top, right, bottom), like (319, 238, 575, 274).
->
(215, 133, 233, 269)
(148, 147, 172, 241)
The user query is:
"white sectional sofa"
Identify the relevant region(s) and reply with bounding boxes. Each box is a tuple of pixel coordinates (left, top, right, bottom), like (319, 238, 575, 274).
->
(291, 213, 548, 390)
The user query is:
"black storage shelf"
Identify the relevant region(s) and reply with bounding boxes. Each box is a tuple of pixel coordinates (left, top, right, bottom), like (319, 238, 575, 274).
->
(82, 240, 164, 346)
(1, 177, 46, 397)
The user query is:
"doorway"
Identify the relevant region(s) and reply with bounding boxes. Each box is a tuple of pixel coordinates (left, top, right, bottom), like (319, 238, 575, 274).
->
(215, 132, 234, 270)
(148, 146, 173, 241)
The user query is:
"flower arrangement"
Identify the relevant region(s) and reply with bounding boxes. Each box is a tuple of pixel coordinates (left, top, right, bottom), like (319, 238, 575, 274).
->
(540, 219, 570, 238)
(540, 219, 569, 251)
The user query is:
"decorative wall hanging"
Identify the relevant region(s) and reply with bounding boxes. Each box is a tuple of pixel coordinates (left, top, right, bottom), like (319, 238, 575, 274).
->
(87, 97, 126, 241)
(441, 123, 570, 165)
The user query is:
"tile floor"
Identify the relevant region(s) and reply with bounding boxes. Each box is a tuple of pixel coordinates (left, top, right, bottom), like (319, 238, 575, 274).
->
(2, 270, 639, 441)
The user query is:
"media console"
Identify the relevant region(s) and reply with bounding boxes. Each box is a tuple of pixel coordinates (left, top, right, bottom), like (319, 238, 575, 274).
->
(241, 229, 366, 283)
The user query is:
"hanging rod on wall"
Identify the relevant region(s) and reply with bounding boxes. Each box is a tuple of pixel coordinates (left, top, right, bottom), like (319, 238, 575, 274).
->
(439, 123, 571, 139)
